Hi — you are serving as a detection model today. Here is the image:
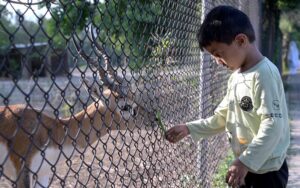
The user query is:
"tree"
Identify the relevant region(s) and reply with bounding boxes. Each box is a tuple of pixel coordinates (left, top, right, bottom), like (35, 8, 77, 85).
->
(0, 5, 47, 47)
(2, 0, 200, 72)
(261, 0, 300, 73)
(0, 5, 14, 49)
(44, 0, 163, 70)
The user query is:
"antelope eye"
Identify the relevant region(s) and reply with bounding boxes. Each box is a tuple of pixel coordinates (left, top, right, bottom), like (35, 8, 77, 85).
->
(121, 104, 132, 111)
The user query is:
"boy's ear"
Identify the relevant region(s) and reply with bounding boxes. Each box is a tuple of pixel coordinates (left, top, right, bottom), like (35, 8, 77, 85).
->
(234, 33, 249, 47)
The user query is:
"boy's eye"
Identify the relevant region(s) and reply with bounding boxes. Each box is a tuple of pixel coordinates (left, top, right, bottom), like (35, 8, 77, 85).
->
(213, 53, 222, 58)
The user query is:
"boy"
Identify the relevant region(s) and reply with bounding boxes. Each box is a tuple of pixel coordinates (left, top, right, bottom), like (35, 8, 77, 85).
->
(165, 5, 290, 188)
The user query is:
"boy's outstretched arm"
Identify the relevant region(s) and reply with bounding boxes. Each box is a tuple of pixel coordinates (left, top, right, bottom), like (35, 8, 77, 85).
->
(164, 77, 230, 143)
(165, 124, 190, 143)
(165, 113, 226, 143)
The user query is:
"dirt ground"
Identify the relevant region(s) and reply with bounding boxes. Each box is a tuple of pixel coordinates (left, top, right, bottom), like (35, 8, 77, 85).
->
(285, 75, 300, 188)
(0, 128, 202, 188)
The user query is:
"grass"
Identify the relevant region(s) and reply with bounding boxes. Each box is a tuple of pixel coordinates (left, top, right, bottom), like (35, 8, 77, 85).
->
(212, 150, 234, 188)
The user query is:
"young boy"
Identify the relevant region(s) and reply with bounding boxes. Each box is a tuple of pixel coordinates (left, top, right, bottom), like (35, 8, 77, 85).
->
(165, 5, 290, 188)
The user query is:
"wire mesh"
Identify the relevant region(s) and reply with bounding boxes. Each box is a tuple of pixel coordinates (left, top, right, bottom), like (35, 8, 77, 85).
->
(0, 0, 260, 187)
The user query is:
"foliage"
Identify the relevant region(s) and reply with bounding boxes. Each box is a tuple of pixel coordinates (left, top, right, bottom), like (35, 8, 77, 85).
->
(279, 0, 300, 31)
(0, 0, 202, 74)
(276, 0, 300, 73)
(44, 0, 163, 70)
(212, 150, 234, 188)
(279, 8, 300, 40)
(277, 0, 299, 10)
(0, 5, 13, 48)
(280, 15, 293, 33)
(0, 4, 47, 77)
(150, 32, 175, 66)
(0, 5, 47, 47)
(1, 0, 201, 71)
(95, 0, 163, 69)
(180, 174, 202, 188)
(261, 0, 300, 72)
(44, 0, 91, 48)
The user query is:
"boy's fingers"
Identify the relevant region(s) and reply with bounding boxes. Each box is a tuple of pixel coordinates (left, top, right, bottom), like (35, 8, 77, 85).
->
(166, 127, 181, 137)
(225, 171, 231, 183)
(177, 131, 187, 140)
(233, 178, 240, 188)
(168, 136, 178, 143)
(226, 173, 243, 188)
(165, 125, 188, 143)
(240, 178, 246, 186)
(166, 132, 181, 143)
(227, 174, 235, 186)
(165, 127, 176, 135)
(165, 132, 177, 143)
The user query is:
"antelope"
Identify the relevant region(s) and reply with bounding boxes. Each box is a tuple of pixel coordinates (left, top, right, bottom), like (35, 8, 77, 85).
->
(0, 31, 158, 188)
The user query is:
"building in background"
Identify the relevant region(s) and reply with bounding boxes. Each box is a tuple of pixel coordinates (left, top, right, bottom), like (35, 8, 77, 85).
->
(0, 42, 69, 79)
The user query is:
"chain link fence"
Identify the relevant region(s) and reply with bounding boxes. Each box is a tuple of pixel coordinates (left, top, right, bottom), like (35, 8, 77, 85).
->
(0, 0, 261, 187)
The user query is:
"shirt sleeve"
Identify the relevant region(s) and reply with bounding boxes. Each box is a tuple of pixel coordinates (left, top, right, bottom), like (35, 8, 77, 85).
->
(239, 71, 286, 171)
(186, 92, 228, 142)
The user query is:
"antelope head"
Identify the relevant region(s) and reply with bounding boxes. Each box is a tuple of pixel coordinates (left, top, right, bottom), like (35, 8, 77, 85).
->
(73, 30, 158, 132)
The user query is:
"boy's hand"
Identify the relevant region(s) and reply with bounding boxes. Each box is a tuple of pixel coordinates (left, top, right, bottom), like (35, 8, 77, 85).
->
(165, 124, 189, 143)
(226, 159, 248, 188)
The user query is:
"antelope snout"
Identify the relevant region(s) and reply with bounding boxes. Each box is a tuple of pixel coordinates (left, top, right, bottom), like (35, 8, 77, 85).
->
(150, 110, 159, 128)
(133, 108, 138, 117)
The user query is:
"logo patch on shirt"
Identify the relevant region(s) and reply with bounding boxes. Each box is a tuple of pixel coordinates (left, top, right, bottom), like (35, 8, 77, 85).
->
(273, 100, 280, 110)
(239, 96, 253, 111)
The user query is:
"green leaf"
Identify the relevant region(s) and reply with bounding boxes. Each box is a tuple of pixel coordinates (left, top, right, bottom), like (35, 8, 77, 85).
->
(156, 111, 166, 135)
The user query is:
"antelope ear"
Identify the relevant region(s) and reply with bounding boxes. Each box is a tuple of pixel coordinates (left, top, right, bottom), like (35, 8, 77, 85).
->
(91, 86, 100, 100)
(83, 78, 91, 90)
(83, 78, 101, 100)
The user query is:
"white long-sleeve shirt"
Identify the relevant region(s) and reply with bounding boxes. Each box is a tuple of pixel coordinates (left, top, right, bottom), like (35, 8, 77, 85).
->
(187, 57, 290, 174)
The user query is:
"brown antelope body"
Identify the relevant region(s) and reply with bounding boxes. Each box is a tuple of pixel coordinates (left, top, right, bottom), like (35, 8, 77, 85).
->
(0, 31, 158, 188)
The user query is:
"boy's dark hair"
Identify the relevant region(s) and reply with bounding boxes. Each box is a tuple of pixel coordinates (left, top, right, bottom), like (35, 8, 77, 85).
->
(197, 5, 255, 51)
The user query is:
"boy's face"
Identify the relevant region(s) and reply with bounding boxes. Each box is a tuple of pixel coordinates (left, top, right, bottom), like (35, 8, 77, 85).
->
(204, 36, 247, 71)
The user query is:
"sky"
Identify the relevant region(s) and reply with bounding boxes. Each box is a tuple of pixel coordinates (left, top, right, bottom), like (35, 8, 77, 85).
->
(2, 0, 105, 23)
(1, 0, 52, 22)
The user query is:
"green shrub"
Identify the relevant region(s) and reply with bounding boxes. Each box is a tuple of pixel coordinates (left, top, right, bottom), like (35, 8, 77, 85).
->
(212, 150, 234, 188)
